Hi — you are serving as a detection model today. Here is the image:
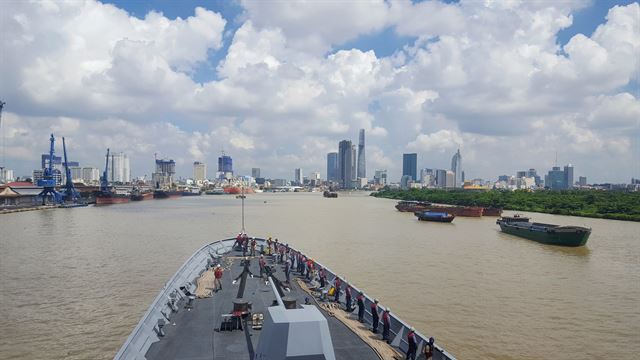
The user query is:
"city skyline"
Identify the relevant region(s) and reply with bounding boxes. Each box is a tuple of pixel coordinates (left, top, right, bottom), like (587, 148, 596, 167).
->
(0, 1, 638, 183)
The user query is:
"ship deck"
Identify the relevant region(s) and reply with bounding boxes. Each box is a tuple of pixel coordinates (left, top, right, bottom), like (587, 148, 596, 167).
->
(145, 248, 381, 360)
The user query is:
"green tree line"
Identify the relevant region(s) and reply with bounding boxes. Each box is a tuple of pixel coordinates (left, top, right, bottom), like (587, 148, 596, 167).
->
(371, 188, 640, 222)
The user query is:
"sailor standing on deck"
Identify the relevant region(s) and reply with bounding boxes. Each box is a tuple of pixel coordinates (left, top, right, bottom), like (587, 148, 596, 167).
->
(259, 255, 266, 278)
(333, 276, 342, 303)
(345, 284, 352, 311)
(382, 308, 391, 342)
(371, 299, 380, 333)
(284, 258, 291, 284)
(357, 292, 365, 322)
(423, 337, 434, 359)
(250, 238, 257, 256)
(213, 265, 223, 292)
(406, 327, 417, 360)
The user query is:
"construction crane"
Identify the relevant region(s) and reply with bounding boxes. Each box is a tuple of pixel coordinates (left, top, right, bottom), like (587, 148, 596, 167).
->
(62, 137, 80, 203)
(100, 148, 110, 192)
(37, 134, 63, 204)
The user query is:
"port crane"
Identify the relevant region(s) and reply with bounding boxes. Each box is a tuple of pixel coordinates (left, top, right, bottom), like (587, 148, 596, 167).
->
(61, 137, 80, 203)
(37, 134, 63, 204)
(100, 148, 110, 192)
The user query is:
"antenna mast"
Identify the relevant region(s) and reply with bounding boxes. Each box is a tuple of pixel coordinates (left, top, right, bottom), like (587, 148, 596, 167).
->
(0, 100, 5, 172)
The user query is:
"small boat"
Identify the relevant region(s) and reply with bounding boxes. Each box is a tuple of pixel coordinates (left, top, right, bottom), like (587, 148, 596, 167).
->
(415, 211, 455, 223)
(323, 191, 338, 198)
(496, 215, 591, 247)
(205, 188, 225, 195)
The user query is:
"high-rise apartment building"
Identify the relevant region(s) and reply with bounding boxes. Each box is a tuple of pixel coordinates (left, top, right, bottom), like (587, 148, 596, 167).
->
(435, 169, 447, 188)
(193, 161, 206, 182)
(82, 167, 100, 184)
(564, 164, 574, 189)
(338, 140, 355, 189)
(218, 153, 233, 179)
(446, 170, 455, 188)
(451, 149, 462, 188)
(357, 129, 366, 180)
(578, 176, 587, 186)
(294, 168, 303, 185)
(420, 168, 434, 185)
(153, 159, 175, 188)
(374, 169, 387, 185)
(402, 153, 417, 182)
(326, 153, 338, 182)
(108, 152, 130, 183)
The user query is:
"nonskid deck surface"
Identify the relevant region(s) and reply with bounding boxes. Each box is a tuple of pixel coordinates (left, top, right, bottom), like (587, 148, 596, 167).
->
(145, 249, 380, 360)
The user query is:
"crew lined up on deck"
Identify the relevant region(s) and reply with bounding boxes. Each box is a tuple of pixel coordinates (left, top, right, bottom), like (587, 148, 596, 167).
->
(229, 235, 435, 359)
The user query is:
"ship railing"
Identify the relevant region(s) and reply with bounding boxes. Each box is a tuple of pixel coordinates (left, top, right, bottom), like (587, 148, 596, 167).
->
(285, 242, 457, 360)
(114, 238, 236, 360)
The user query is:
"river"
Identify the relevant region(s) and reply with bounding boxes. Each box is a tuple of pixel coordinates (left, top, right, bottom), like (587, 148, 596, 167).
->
(1, 192, 638, 359)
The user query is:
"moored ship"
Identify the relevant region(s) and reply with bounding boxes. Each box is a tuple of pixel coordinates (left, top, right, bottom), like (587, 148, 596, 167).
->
(95, 191, 130, 205)
(395, 200, 431, 212)
(497, 215, 591, 247)
(153, 189, 182, 199)
(415, 211, 455, 223)
(482, 207, 503, 216)
(130, 188, 153, 201)
(224, 186, 255, 194)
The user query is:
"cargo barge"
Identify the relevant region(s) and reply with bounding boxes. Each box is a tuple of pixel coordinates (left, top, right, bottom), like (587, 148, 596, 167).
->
(497, 215, 591, 247)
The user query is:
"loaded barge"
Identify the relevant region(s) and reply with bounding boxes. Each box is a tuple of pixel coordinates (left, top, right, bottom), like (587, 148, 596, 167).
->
(114, 238, 457, 360)
(497, 215, 591, 247)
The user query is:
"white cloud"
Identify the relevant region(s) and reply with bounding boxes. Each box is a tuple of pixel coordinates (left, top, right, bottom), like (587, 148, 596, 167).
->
(0, 1, 638, 183)
(408, 130, 463, 153)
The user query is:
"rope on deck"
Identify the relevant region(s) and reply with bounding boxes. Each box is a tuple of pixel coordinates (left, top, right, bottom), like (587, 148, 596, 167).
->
(195, 269, 216, 298)
(296, 279, 404, 360)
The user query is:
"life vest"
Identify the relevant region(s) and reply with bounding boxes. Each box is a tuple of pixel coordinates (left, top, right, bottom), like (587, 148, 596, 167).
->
(382, 312, 390, 324)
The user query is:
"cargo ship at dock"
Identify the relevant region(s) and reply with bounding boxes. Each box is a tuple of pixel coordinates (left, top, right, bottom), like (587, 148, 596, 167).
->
(94, 190, 130, 205)
(153, 189, 182, 199)
(497, 215, 591, 247)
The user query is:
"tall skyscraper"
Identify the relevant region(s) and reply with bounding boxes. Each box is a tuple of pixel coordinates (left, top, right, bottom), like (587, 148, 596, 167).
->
(338, 140, 355, 189)
(435, 169, 447, 188)
(153, 158, 175, 188)
(564, 164, 574, 189)
(326, 152, 338, 182)
(420, 168, 434, 185)
(218, 153, 233, 179)
(402, 153, 417, 182)
(445, 170, 455, 188)
(294, 168, 302, 185)
(357, 129, 366, 180)
(252, 168, 260, 179)
(545, 166, 565, 190)
(193, 161, 206, 181)
(451, 149, 462, 188)
(108, 152, 130, 183)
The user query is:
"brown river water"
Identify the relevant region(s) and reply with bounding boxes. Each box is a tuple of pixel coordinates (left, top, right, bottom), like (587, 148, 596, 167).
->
(1, 192, 638, 359)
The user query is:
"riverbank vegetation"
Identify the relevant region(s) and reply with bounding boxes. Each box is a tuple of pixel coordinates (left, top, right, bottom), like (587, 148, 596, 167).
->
(371, 188, 640, 221)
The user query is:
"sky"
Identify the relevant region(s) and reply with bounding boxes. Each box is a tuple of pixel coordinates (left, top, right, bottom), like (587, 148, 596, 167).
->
(1, 0, 638, 183)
